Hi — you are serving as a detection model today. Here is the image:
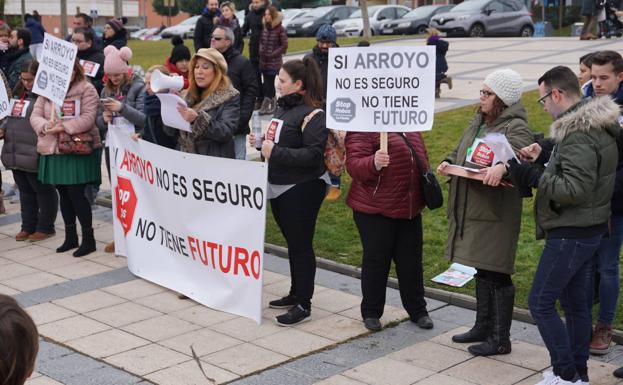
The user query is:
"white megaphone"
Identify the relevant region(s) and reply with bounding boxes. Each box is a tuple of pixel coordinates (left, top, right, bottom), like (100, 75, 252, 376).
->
(151, 70, 184, 93)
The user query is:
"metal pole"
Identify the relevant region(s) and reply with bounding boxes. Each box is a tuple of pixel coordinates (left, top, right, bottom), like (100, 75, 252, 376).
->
(20, 0, 25, 26)
(61, 0, 68, 38)
(114, 0, 122, 19)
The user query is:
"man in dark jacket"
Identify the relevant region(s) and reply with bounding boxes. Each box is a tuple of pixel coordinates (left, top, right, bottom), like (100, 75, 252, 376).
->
(305, 24, 337, 98)
(24, 14, 44, 60)
(508, 66, 619, 385)
(67, 13, 103, 50)
(211, 26, 259, 160)
(6, 28, 32, 89)
(242, 0, 267, 107)
(73, 28, 105, 95)
(585, 50, 623, 367)
(194, 0, 220, 52)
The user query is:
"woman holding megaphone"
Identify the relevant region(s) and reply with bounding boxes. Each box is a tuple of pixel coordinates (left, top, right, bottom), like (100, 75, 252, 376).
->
(175, 48, 239, 158)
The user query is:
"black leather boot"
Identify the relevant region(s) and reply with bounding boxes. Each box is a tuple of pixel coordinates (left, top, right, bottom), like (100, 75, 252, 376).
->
(56, 224, 79, 253)
(73, 227, 96, 257)
(468, 285, 514, 356)
(453, 278, 492, 343)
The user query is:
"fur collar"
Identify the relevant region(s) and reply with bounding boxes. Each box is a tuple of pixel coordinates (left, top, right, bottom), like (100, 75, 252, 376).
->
(265, 12, 283, 29)
(185, 84, 239, 112)
(550, 96, 621, 143)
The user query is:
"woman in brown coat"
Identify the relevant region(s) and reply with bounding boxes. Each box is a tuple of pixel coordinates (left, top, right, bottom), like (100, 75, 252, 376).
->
(437, 69, 533, 356)
(258, 5, 287, 114)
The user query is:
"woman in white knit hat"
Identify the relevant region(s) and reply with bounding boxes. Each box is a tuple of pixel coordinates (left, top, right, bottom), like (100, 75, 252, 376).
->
(437, 69, 534, 357)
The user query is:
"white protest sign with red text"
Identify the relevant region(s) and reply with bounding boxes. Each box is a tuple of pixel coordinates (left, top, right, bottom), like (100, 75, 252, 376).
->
(108, 128, 268, 323)
(326, 46, 435, 133)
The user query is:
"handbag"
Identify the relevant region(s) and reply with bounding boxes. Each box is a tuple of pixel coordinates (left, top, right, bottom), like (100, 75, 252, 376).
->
(399, 133, 444, 210)
(58, 132, 95, 155)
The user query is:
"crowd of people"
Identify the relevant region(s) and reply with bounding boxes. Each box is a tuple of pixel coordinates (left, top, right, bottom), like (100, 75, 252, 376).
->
(0, 2, 622, 385)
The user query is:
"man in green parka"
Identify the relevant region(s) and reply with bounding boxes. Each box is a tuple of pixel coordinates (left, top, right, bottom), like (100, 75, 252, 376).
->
(508, 66, 619, 385)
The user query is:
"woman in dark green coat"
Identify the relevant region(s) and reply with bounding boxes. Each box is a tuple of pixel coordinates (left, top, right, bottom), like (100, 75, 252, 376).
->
(437, 69, 533, 357)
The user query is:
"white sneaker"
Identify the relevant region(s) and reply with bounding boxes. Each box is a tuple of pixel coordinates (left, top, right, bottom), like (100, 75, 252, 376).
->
(535, 371, 555, 385)
(547, 376, 582, 385)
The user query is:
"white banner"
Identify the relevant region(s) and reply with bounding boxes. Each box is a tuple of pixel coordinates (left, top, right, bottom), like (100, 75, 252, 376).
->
(326, 46, 436, 132)
(33, 33, 78, 106)
(109, 128, 268, 324)
(0, 74, 10, 119)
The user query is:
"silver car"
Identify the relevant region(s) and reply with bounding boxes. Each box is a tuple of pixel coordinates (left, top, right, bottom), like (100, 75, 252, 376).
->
(333, 5, 411, 36)
(429, 0, 534, 37)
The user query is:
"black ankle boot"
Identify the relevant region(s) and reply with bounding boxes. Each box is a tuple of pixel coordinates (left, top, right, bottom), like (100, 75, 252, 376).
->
(453, 278, 492, 343)
(468, 285, 514, 356)
(73, 227, 96, 257)
(56, 224, 79, 253)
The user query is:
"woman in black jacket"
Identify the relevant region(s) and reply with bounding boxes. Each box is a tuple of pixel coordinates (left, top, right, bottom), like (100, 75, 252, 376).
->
(0, 60, 58, 241)
(177, 48, 239, 157)
(103, 18, 128, 49)
(249, 57, 328, 326)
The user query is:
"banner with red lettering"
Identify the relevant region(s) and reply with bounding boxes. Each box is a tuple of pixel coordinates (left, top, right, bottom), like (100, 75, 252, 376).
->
(108, 127, 268, 323)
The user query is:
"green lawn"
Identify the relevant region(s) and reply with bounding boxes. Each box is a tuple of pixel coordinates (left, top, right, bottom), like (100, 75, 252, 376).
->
(265, 90, 623, 329)
(127, 35, 413, 72)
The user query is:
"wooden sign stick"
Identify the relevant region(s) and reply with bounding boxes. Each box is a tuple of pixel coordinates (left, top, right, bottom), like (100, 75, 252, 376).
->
(380, 132, 388, 152)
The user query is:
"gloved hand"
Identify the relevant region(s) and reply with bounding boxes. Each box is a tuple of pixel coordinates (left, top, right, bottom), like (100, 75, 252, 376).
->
(507, 158, 542, 197)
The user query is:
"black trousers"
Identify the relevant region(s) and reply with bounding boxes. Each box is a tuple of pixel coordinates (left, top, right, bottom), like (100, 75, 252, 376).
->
(262, 73, 276, 99)
(251, 59, 263, 100)
(270, 179, 326, 309)
(354, 211, 428, 320)
(12, 170, 58, 233)
(57, 184, 92, 231)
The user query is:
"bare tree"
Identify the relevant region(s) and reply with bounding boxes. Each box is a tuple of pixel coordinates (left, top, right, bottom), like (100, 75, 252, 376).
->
(360, 0, 371, 39)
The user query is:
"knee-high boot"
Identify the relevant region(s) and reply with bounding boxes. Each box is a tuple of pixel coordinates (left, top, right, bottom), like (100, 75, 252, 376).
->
(468, 284, 514, 356)
(453, 278, 492, 343)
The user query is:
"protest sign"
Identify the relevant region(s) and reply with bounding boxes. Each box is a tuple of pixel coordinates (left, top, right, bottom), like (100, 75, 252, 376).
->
(33, 33, 78, 106)
(79, 59, 100, 78)
(108, 128, 268, 323)
(0, 75, 10, 119)
(326, 46, 436, 133)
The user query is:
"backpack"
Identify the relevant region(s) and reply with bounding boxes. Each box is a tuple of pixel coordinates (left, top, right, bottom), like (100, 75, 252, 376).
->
(301, 108, 346, 177)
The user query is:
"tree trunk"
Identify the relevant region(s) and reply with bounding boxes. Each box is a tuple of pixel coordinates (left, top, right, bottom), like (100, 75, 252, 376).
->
(361, 0, 371, 39)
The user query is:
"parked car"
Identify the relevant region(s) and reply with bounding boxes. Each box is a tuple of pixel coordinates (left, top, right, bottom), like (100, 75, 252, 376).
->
(160, 15, 201, 39)
(333, 5, 410, 36)
(286, 5, 357, 37)
(125, 25, 142, 37)
(141, 27, 163, 41)
(283, 8, 311, 28)
(429, 0, 534, 37)
(380, 4, 455, 35)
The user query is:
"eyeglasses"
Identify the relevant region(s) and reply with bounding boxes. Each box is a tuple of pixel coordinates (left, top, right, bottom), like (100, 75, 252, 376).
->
(479, 90, 494, 98)
(210, 36, 224, 41)
(20, 77, 34, 83)
(538, 89, 562, 106)
(71, 39, 85, 44)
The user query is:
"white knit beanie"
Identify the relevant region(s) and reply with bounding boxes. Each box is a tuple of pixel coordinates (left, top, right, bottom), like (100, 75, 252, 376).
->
(483, 69, 523, 107)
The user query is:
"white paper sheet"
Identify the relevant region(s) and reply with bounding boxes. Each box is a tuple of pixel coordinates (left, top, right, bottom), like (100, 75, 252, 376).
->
(156, 93, 191, 132)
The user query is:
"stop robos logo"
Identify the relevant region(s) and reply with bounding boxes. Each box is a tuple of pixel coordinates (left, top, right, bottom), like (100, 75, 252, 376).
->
(115, 176, 137, 236)
(330, 98, 356, 123)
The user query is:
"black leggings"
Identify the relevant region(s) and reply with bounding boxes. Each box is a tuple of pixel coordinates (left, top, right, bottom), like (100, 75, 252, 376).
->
(270, 179, 326, 309)
(57, 184, 92, 230)
(476, 268, 512, 288)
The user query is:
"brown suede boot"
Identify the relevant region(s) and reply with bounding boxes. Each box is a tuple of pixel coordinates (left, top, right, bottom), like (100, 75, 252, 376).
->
(590, 321, 613, 355)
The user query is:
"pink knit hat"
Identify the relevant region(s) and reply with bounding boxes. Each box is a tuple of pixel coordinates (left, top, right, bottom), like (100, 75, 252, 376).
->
(104, 45, 132, 74)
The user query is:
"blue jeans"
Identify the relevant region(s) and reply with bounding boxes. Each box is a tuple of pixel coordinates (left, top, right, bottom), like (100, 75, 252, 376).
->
(587, 215, 623, 324)
(234, 134, 247, 160)
(528, 235, 602, 380)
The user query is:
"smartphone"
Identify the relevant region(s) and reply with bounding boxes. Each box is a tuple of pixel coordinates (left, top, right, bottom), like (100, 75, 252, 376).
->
(100, 98, 114, 103)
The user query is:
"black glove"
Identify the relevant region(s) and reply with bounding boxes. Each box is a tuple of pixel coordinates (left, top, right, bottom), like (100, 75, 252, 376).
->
(507, 158, 542, 198)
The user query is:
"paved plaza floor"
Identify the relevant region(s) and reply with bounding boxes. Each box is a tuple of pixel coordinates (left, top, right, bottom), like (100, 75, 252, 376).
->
(1, 37, 623, 384)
